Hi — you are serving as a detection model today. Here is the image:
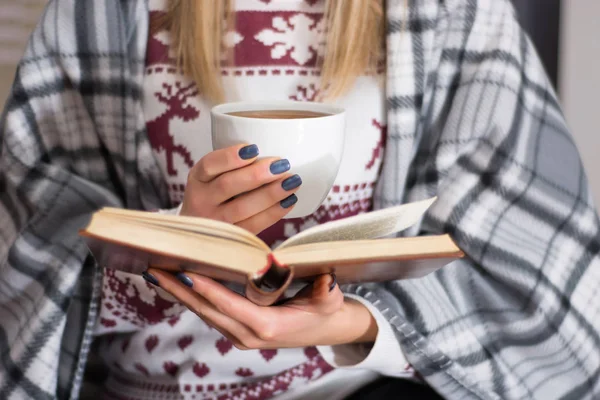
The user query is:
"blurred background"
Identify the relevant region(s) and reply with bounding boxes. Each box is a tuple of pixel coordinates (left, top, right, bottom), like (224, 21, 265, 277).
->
(1, 0, 598, 206)
(0, 0, 46, 105)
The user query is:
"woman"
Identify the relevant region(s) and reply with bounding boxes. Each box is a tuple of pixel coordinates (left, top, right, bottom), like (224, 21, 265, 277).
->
(1, 0, 599, 399)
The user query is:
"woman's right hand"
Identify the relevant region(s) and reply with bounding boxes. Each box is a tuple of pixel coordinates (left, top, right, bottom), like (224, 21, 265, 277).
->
(180, 144, 302, 234)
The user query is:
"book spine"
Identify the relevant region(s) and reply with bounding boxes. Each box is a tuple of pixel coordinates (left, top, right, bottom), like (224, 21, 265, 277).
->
(245, 254, 293, 306)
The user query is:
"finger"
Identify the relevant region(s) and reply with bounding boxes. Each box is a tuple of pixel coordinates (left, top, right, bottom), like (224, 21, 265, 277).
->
(209, 158, 292, 205)
(177, 273, 269, 331)
(147, 269, 259, 347)
(235, 194, 298, 234)
(173, 273, 303, 345)
(175, 273, 345, 348)
(287, 274, 344, 315)
(191, 144, 259, 183)
(218, 174, 302, 223)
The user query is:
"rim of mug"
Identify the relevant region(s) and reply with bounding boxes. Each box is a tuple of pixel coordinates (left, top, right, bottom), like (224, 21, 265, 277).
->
(211, 100, 345, 120)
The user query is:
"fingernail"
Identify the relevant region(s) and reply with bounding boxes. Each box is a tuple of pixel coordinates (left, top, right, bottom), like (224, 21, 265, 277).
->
(142, 271, 159, 287)
(281, 174, 302, 191)
(176, 272, 194, 288)
(280, 194, 298, 209)
(238, 144, 259, 160)
(328, 273, 337, 292)
(270, 159, 291, 175)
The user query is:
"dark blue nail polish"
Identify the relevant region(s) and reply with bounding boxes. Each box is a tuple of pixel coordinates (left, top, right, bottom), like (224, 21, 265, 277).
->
(280, 194, 298, 209)
(282, 174, 302, 191)
(142, 271, 159, 287)
(328, 273, 337, 292)
(238, 144, 259, 160)
(270, 159, 291, 175)
(176, 272, 194, 288)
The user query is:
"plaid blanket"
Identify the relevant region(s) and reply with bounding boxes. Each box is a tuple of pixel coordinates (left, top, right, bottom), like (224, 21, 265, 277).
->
(1, 0, 598, 399)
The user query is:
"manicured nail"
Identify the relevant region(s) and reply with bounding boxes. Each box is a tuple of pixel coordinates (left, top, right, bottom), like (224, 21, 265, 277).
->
(280, 194, 298, 209)
(142, 271, 159, 287)
(238, 144, 259, 160)
(270, 159, 290, 175)
(176, 272, 194, 288)
(328, 273, 337, 292)
(282, 174, 302, 191)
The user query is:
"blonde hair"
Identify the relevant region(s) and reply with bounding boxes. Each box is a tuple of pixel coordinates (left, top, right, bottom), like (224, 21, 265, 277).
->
(157, 0, 384, 104)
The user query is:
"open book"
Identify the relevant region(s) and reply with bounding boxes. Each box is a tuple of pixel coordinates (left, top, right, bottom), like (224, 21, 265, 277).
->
(80, 197, 463, 305)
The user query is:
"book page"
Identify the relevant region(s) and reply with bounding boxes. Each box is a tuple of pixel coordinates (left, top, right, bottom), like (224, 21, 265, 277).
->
(273, 235, 461, 284)
(276, 197, 437, 249)
(98, 207, 270, 252)
(274, 234, 461, 266)
(81, 214, 268, 275)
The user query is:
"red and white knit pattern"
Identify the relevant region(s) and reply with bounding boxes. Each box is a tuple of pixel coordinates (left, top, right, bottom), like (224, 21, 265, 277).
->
(95, 0, 388, 398)
(97, 309, 336, 400)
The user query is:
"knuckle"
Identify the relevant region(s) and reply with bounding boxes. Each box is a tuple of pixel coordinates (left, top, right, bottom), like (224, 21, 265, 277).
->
(250, 165, 265, 184)
(215, 298, 235, 316)
(256, 322, 278, 341)
(216, 174, 233, 194)
(196, 157, 212, 180)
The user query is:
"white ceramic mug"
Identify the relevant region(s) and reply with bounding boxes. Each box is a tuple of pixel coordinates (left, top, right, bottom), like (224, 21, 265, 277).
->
(211, 100, 346, 219)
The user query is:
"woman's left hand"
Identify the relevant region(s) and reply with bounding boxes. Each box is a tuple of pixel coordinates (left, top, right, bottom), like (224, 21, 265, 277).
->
(146, 269, 378, 349)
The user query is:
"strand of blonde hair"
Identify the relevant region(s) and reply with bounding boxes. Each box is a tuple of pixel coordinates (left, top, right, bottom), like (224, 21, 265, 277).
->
(157, 0, 384, 104)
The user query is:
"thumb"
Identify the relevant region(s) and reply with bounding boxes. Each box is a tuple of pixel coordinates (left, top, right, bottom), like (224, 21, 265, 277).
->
(287, 273, 343, 315)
